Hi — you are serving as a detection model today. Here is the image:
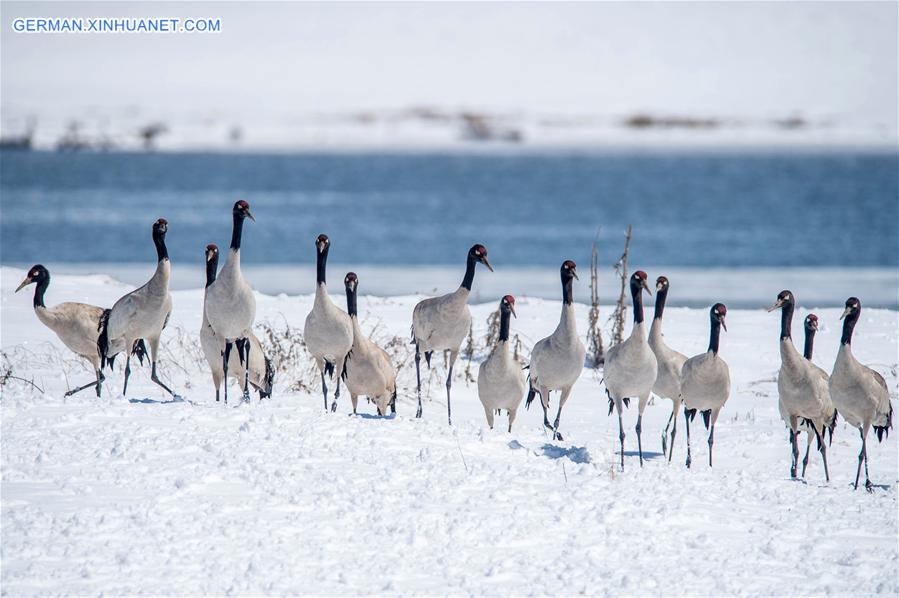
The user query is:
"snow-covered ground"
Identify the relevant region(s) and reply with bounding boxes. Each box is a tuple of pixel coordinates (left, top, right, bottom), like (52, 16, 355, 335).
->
(2, 266, 897, 595)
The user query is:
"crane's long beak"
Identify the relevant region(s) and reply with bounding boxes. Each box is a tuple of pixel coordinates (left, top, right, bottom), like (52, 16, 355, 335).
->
(571, 268, 579, 281)
(766, 299, 784, 313)
(15, 276, 32, 293)
(720, 317, 728, 332)
(839, 306, 851, 320)
(481, 257, 494, 272)
(510, 304, 517, 318)
(642, 279, 652, 296)
(246, 211, 256, 222)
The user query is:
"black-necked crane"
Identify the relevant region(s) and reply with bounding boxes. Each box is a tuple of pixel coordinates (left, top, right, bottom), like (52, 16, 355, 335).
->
(341, 272, 397, 416)
(603, 270, 658, 469)
(682, 303, 730, 468)
(767, 291, 833, 481)
(201, 244, 273, 403)
(412, 244, 492, 425)
(98, 218, 175, 397)
(15, 265, 142, 397)
(303, 234, 353, 412)
(525, 260, 586, 441)
(203, 201, 257, 404)
(648, 275, 687, 462)
(477, 295, 526, 432)
(829, 298, 893, 490)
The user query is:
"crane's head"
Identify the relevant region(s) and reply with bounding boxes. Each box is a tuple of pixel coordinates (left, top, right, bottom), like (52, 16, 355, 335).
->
(767, 290, 793, 312)
(501, 294, 517, 318)
(561, 260, 578, 281)
(15, 264, 49, 293)
(840, 297, 860, 321)
(712, 303, 727, 332)
(468, 244, 493, 272)
(344, 271, 358, 291)
(316, 234, 330, 254)
(804, 313, 819, 332)
(631, 270, 650, 295)
(232, 200, 255, 222)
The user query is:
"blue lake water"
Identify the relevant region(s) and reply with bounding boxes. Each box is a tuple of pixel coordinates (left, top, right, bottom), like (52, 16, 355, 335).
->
(1, 149, 896, 271)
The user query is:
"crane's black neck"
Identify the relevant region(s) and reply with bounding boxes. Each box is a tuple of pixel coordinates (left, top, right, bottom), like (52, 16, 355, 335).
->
(33, 276, 49, 308)
(631, 280, 645, 324)
(316, 246, 330, 286)
(499, 306, 512, 342)
(653, 286, 668, 321)
(153, 231, 168, 262)
(779, 300, 794, 340)
(205, 256, 219, 288)
(803, 328, 815, 360)
(461, 255, 477, 291)
(230, 213, 245, 250)
(708, 318, 723, 354)
(841, 311, 859, 345)
(561, 272, 574, 305)
(345, 285, 358, 317)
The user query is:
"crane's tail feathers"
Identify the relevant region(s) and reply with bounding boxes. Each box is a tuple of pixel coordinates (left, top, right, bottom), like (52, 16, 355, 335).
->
(874, 403, 893, 443)
(106, 354, 117, 370)
(701, 409, 711, 430)
(340, 352, 351, 381)
(622, 397, 630, 409)
(132, 339, 148, 366)
(525, 387, 536, 410)
(260, 357, 275, 399)
(97, 309, 111, 366)
(685, 408, 697, 423)
(324, 360, 335, 379)
(390, 388, 397, 414)
(424, 351, 433, 368)
(828, 410, 838, 446)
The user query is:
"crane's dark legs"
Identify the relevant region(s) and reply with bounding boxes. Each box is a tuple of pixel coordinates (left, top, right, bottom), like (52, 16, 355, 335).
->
(238, 338, 251, 402)
(636, 413, 644, 467)
(123, 353, 132, 396)
(815, 426, 830, 482)
(65, 369, 105, 397)
(150, 362, 175, 396)
(801, 432, 811, 478)
(414, 344, 423, 418)
(445, 350, 458, 426)
(684, 408, 694, 468)
(320, 367, 328, 411)
(668, 405, 679, 464)
(708, 424, 715, 467)
(223, 341, 233, 404)
(790, 429, 799, 478)
(617, 404, 626, 471)
(661, 411, 673, 457)
(854, 428, 872, 491)
(331, 371, 341, 412)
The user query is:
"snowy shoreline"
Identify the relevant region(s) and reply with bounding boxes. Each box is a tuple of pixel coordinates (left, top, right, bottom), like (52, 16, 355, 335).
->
(5, 264, 898, 309)
(2, 268, 897, 595)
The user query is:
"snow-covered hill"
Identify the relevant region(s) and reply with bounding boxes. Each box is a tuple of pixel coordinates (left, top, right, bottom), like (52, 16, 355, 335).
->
(1, 267, 896, 595)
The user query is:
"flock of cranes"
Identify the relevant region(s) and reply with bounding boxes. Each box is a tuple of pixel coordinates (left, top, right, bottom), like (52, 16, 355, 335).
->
(13, 200, 894, 489)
